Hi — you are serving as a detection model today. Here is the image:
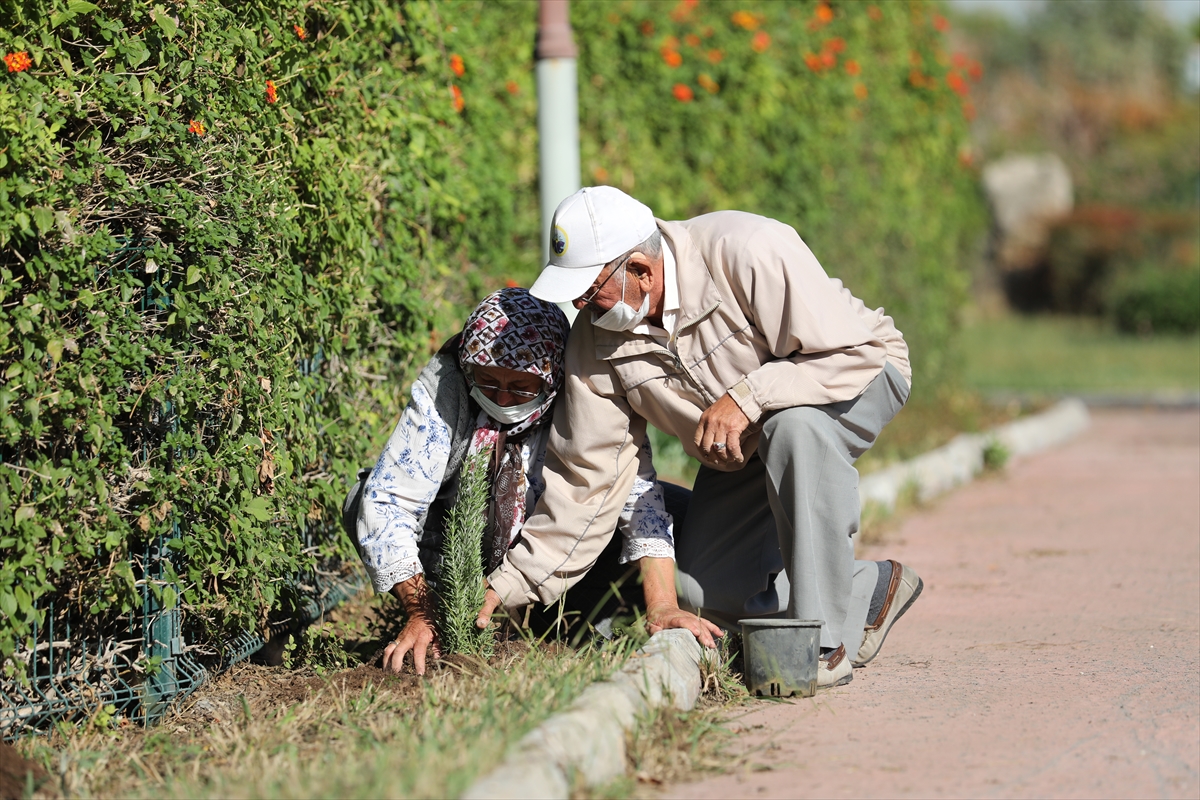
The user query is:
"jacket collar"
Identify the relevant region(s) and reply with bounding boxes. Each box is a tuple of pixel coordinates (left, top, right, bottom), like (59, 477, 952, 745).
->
(593, 219, 722, 361)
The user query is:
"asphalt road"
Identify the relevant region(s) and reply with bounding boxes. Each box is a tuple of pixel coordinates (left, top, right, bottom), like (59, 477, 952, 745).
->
(666, 409, 1200, 799)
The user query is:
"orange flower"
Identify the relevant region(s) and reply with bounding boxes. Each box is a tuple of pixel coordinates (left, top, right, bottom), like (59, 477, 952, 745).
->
(505, 80, 520, 96)
(661, 48, 683, 67)
(968, 60, 983, 81)
(505, 279, 520, 288)
(845, 59, 860, 76)
(825, 37, 846, 54)
(854, 82, 868, 100)
(592, 165, 609, 183)
(663, 35, 680, 49)
(706, 48, 724, 64)
(816, 3, 834, 23)
(266, 79, 278, 104)
(670, 1, 694, 22)
(731, 10, 759, 30)
(702, 25, 715, 38)
(697, 73, 720, 94)
(4, 51, 31, 73)
(751, 31, 771, 53)
(946, 71, 968, 97)
(683, 0, 699, 7)
(672, 83, 694, 102)
(910, 50, 923, 66)
(820, 50, 836, 68)
(293, 24, 306, 40)
(640, 20, 655, 36)
(804, 53, 823, 72)
(933, 14, 949, 32)
(685, 33, 702, 48)
(451, 84, 464, 112)
(450, 53, 465, 77)
(908, 69, 927, 88)
(188, 119, 206, 136)
(951, 52, 969, 69)
(867, 5, 883, 21)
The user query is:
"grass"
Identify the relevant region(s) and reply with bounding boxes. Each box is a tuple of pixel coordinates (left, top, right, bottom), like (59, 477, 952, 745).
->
(14, 593, 639, 800)
(13, 591, 757, 799)
(960, 313, 1200, 395)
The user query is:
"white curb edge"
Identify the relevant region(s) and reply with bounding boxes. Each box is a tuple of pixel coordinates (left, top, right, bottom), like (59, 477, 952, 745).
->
(462, 398, 1091, 799)
(859, 397, 1090, 511)
(462, 629, 705, 800)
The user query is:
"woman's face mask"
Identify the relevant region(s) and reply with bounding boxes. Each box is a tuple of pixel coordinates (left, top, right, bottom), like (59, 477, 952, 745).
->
(470, 385, 547, 425)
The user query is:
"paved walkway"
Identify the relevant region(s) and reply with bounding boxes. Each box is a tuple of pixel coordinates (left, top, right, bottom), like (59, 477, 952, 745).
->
(667, 410, 1199, 799)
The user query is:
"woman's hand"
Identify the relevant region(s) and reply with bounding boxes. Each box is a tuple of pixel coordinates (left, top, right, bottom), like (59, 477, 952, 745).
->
(640, 556, 724, 648)
(383, 574, 441, 675)
(475, 586, 503, 629)
(646, 602, 724, 649)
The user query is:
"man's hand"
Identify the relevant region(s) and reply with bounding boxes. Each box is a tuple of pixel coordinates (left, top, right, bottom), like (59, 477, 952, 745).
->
(475, 586, 503, 629)
(647, 602, 724, 649)
(694, 392, 751, 464)
(383, 574, 441, 675)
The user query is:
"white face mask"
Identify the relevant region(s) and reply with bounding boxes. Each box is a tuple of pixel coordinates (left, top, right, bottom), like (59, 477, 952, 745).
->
(592, 268, 650, 332)
(470, 385, 547, 426)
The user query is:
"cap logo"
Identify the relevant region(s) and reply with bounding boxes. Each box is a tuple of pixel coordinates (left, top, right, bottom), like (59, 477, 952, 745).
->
(551, 225, 568, 257)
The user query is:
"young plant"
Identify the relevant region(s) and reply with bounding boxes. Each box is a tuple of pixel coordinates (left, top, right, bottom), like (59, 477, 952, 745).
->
(438, 453, 494, 657)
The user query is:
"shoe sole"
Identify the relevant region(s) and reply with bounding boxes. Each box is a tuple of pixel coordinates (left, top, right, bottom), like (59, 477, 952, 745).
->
(854, 576, 924, 667)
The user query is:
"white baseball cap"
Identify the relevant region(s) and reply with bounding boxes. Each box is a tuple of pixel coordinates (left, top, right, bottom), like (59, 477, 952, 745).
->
(529, 186, 658, 304)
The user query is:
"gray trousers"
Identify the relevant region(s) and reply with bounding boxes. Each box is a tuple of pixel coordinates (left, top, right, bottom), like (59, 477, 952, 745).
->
(675, 362, 910, 652)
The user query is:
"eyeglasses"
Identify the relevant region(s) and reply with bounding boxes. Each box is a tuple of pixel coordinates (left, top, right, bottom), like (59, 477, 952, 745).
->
(469, 376, 543, 400)
(577, 265, 625, 307)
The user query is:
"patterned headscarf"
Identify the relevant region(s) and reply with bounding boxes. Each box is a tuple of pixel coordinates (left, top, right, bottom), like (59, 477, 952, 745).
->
(458, 287, 571, 436)
(456, 288, 571, 572)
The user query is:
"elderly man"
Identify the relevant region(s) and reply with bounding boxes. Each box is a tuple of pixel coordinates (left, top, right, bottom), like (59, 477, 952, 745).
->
(477, 186, 921, 687)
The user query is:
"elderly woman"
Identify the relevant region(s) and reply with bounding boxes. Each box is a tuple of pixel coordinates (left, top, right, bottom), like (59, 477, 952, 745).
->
(345, 288, 678, 673)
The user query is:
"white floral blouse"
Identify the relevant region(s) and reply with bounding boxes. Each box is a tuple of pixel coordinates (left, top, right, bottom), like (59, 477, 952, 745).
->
(357, 382, 675, 594)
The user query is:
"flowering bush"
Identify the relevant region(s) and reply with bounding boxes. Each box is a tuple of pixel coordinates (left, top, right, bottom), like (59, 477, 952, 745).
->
(445, 0, 983, 386)
(0, 0, 469, 664)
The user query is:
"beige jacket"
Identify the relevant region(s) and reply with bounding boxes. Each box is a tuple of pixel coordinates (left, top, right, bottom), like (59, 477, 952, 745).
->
(488, 211, 910, 607)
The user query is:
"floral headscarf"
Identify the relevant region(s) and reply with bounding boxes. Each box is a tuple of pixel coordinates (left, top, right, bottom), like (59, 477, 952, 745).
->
(458, 287, 570, 437)
(456, 288, 571, 572)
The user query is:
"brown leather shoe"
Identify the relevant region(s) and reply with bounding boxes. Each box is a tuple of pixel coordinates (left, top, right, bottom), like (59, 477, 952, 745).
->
(818, 644, 853, 688)
(854, 560, 923, 666)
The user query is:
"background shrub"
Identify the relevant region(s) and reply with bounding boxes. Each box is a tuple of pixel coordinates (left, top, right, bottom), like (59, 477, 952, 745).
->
(1109, 266, 1200, 335)
(445, 0, 985, 387)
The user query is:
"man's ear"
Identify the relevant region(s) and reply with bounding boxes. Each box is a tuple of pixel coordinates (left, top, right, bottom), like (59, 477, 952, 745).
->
(627, 255, 654, 291)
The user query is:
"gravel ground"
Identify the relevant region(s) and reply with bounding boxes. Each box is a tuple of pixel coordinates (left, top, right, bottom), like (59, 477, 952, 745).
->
(666, 409, 1199, 799)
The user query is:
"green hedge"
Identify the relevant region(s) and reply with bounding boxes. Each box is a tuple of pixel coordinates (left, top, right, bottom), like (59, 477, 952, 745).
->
(0, 0, 470, 668)
(1, 0, 984, 670)
(445, 0, 984, 384)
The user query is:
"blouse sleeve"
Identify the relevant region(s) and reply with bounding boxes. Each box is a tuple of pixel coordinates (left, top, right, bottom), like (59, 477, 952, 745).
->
(616, 434, 675, 564)
(357, 381, 452, 593)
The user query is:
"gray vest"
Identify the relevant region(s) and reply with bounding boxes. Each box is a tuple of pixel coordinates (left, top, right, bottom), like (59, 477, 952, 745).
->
(341, 350, 477, 588)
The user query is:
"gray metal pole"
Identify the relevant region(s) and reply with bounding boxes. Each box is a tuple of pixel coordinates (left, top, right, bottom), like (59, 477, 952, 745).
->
(536, 0, 581, 276)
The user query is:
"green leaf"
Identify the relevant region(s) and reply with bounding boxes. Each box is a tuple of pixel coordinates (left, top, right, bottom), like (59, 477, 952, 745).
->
(152, 6, 179, 39)
(68, 0, 99, 12)
(186, 265, 201, 285)
(14, 505, 36, 524)
(46, 339, 63, 363)
(32, 207, 54, 236)
(0, 593, 15, 619)
(243, 496, 273, 522)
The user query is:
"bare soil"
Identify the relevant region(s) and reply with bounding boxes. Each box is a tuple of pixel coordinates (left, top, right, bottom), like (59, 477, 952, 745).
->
(0, 742, 48, 800)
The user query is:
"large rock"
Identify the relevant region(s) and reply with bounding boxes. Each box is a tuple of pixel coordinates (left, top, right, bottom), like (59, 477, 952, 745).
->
(982, 153, 1074, 272)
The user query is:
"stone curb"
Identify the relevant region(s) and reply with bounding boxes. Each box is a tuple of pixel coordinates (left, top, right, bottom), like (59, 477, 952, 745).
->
(463, 398, 1092, 799)
(461, 629, 705, 799)
(859, 397, 1090, 511)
